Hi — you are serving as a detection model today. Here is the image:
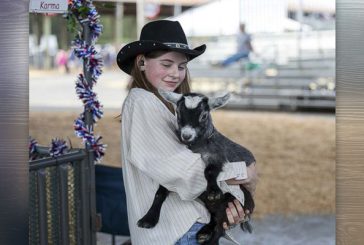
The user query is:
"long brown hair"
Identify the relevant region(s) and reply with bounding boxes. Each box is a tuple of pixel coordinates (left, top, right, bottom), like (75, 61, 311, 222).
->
(128, 50, 192, 114)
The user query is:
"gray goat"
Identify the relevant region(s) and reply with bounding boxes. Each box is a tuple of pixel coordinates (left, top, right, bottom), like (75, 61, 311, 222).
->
(137, 90, 256, 245)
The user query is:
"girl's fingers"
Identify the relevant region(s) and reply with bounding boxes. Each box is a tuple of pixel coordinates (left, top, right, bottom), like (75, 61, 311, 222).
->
(223, 222, 228, 230)
(224, 200, 246, 229)
(234, 199, 245, 221)
(226, 207, 234, 224)
(228, 202, 240, 223)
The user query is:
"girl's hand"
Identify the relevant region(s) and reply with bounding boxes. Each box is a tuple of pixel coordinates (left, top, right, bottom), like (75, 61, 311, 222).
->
(225, 162, 258, 196)
(223, 199, 245, 230)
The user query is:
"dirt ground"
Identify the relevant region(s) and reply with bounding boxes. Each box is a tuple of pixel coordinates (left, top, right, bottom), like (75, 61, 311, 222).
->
(29, 110, 335, 218)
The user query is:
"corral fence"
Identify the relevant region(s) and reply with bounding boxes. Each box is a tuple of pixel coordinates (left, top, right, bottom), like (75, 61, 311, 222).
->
(188, 30, 336, 111)
(29, 146, 98, 245)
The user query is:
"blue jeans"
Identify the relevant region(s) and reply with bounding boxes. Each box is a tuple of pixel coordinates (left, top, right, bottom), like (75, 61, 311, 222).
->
(221, 51, 249, 67)
(175, 222, 205, 245)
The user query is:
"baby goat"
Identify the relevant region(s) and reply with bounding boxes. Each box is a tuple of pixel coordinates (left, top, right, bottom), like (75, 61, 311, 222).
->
(137, 91, 256, 245)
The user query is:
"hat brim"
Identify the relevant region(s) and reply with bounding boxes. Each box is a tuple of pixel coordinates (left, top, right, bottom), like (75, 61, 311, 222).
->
(116, 40, 206, 75)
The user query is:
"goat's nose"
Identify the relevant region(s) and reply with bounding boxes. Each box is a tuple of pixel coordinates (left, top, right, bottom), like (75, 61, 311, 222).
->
(180, 126, 196, 142)
(181, 133, 192, 141)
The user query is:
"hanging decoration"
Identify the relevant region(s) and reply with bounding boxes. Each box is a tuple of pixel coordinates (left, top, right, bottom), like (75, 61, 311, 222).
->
(29, 137, 38, 161)
(50, 138, 69, 157)
(28, 0, 106, 163)
(75, 74, 103, 122)
(67, 0, 106, 163)
(72, 36, 103, 82)
(73, 119, 106, 162)
(28, 137, 71, 160)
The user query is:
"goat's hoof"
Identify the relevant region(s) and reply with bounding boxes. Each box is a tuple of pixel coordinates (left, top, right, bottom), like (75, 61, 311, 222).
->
(197, 231, 213, 244)
(240, 220, 253, 233)
(244, 199, 255, 214)
(207, 190, 223, 201)
(137, 216, 158, 229)
(196, 224, 215, 244)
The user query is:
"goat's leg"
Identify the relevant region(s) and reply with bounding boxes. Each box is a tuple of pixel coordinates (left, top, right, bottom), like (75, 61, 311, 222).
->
(204, 196, 234, 245)
(241, 186, 255, 213)
(199, 193, 236, 245)
(196, 218, 217, 244)
(239, 186, 255, 233)
(204, 164, 224, 201)
(137, 185, 169, 228)
(202, 224, 224, 245)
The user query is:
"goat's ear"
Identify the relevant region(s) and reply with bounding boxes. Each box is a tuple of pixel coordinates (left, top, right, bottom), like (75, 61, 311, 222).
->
(208, 92, 231, 110)
(158, 88, 182, 105)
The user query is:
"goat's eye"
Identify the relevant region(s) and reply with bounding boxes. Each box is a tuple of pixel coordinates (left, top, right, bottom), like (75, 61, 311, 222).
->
(199, 112, 208, 122)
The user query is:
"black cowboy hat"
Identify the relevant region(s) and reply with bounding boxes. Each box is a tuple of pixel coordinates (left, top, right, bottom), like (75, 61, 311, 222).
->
(116, 20, 206, 74)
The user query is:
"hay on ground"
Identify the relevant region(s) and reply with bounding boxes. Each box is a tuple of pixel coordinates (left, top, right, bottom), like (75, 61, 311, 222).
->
(29, 110, 335, 218)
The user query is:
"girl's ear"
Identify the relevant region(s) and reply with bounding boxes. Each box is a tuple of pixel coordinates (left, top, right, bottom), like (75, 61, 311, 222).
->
(136, 55, 146, 71)
(208, 92, 231, 110)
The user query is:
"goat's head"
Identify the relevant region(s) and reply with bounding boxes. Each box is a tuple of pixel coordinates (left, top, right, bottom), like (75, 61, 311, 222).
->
(159, 89, 230, 144)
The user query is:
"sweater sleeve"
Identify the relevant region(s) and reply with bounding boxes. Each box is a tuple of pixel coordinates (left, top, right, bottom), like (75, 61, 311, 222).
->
(124, 92, 208, 200)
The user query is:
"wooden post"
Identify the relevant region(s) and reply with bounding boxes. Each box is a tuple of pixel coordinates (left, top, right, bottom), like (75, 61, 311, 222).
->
(116, 2, 124, 45)
(136, 0, 145, 39)
(82, 18, 97, 245)
(42, 15, 52, 69)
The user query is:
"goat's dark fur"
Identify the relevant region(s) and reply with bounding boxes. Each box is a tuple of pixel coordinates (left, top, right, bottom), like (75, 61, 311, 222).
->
(137, 91, 256, 245)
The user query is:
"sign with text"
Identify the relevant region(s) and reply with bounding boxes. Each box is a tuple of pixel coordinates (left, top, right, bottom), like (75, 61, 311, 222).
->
(29, 0, 68, 14)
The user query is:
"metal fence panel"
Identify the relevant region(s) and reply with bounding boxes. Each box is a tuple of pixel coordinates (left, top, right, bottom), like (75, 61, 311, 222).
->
(29, 149, 95, 245)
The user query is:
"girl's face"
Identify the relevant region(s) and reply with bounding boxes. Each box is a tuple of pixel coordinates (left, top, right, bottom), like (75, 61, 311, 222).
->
(143, 51, 188, 92)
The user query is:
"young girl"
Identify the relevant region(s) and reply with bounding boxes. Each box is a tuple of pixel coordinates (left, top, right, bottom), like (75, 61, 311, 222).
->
(117, 20, 258, 245)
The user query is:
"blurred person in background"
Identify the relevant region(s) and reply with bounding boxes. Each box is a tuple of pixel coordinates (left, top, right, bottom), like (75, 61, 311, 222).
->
(213, 23, 254, 68)
(102, 44, 117, 68)
(55, 49, 69, 73)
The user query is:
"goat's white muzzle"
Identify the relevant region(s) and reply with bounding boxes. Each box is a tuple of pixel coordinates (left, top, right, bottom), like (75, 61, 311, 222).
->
(180, 126, 197, 143)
